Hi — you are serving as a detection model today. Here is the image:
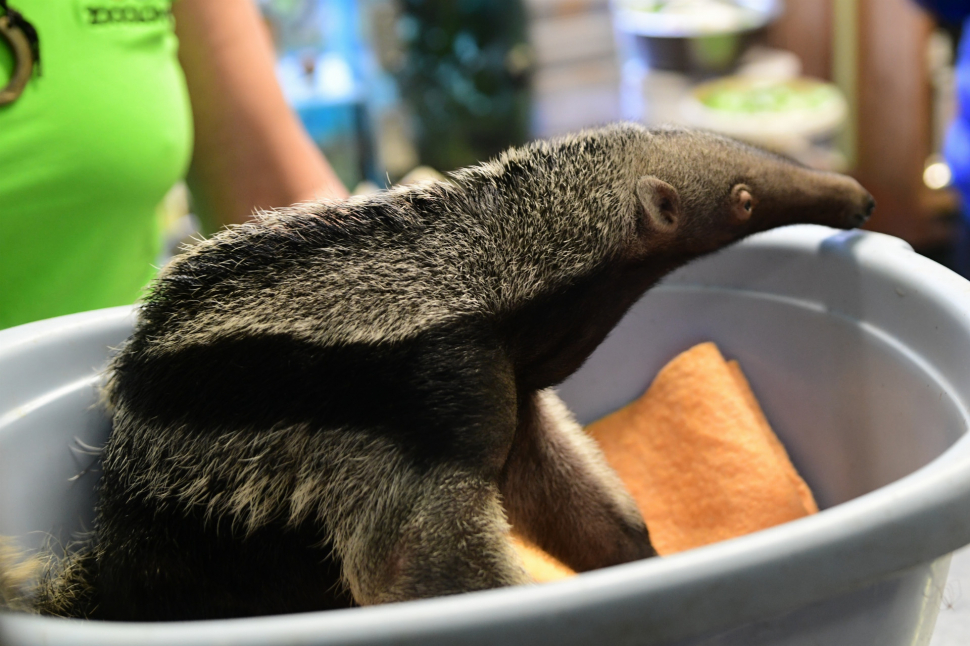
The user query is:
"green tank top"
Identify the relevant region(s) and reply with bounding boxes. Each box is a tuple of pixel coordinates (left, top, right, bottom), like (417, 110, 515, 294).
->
(0, 0, 192, 329)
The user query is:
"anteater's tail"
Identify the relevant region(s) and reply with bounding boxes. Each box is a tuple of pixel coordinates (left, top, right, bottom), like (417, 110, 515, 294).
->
(0, 537, 99, 618)
(0, 537, 42, 611)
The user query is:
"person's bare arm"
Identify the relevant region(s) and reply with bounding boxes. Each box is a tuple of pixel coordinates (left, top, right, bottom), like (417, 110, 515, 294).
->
(174, 0, 349, 228)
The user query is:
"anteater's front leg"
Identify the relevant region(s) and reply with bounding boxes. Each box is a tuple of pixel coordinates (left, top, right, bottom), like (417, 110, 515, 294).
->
(329, 337, 533, 604)
(500, 389, 656, 571)
(332, 450, 532, 605)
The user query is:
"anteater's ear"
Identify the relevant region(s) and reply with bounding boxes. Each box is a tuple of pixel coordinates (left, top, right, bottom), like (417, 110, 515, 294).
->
(636, 176, 681, 233)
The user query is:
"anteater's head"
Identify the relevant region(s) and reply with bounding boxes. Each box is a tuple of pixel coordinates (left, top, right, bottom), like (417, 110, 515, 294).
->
(414, 125, 874, 387)
(630, 125, 875, 258)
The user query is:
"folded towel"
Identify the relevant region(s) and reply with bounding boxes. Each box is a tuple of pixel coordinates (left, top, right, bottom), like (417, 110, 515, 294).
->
(510, 536, 574, 583)
(513, 342, 817, 578)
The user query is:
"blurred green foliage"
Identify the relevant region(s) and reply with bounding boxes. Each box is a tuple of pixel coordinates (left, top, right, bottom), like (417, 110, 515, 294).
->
(395, 0, 533, 172)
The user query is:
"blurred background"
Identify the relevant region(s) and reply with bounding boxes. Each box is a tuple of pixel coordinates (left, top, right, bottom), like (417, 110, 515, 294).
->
(162, 0, 967, 274)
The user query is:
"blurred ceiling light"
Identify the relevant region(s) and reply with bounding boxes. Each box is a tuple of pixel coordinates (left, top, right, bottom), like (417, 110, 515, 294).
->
(923, 156, 952, 190)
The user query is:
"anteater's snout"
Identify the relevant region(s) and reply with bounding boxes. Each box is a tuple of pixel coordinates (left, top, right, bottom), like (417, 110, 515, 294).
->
(833, 176, 875, 229)
(853, 193, 876, 227)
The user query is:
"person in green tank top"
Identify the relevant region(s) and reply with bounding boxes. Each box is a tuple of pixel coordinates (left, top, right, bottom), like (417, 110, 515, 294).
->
(0, 0, 347, 329)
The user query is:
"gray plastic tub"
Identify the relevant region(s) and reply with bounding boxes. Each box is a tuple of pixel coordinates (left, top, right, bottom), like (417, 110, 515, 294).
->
(3, 225, 970, 645)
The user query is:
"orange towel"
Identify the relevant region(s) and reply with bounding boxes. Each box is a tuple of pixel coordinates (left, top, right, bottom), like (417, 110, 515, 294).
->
(510, 536, 575, 583)
(512, 341, 816, 579)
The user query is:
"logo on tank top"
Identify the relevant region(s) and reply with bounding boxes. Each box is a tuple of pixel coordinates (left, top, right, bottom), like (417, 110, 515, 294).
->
(78, 0, 172, 27)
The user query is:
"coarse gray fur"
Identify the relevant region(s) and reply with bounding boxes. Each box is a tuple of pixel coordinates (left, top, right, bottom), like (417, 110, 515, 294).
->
(1, 123, 874, 621)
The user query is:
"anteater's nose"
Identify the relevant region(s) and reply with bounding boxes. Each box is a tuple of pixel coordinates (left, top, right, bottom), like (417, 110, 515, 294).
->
(851, 193, 876, 227)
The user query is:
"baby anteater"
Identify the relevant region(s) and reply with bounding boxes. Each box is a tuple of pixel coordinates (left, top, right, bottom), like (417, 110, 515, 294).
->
(29, 124, 874, 620)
